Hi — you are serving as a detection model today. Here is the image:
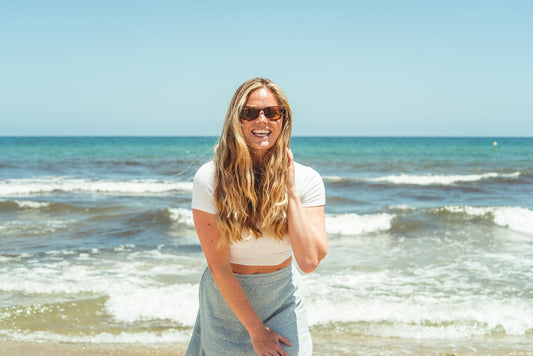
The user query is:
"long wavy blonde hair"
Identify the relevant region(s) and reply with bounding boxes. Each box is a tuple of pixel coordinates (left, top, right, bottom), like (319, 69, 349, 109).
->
(213, 78, 292, 245)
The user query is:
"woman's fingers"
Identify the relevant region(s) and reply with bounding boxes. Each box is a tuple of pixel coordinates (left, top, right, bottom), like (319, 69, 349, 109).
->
(286, 147, 294, 165)
(278, 333, 292, 346)
(252, 327, 291, 356)
(286, 147, 296, 194)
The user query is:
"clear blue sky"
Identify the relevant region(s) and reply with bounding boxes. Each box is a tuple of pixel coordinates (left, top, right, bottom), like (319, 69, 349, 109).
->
(1, 0, 532, 136)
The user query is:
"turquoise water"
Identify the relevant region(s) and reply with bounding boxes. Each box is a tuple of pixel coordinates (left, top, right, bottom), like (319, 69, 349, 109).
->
(1, 136, 532, 353)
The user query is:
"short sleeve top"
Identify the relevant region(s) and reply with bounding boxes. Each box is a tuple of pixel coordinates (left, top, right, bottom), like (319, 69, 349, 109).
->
(192, 161, 325, 265)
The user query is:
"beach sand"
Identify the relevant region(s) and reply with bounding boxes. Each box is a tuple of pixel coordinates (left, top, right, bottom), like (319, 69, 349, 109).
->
(2, 336, 533, 356)
(0, 341, 187, 356)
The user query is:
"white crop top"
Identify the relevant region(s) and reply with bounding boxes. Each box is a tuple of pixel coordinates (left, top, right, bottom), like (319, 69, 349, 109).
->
(191, 161, 325, 266)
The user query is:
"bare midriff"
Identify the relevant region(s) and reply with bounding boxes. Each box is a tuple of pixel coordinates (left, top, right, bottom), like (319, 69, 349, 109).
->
(231, 256, 292, 274)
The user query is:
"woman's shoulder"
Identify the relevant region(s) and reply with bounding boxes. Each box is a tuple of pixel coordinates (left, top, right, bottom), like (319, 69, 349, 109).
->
(193, 161, 215, 185)
(293, 161, 325, 206)
(196, 160, 215, 173)
(293, 161, 322, 179)
(192, 161, 216, 213)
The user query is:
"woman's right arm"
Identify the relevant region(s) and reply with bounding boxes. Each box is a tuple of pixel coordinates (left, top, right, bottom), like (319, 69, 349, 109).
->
(192, 209, 291, 355)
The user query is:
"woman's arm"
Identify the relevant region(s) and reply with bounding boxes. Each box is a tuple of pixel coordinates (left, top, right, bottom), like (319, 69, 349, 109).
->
(286, 149, 328, 273)
(192, 209, 292, 355)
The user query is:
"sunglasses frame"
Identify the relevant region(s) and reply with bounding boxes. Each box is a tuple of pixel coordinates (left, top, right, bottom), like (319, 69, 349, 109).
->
(240, 106, 285, 121)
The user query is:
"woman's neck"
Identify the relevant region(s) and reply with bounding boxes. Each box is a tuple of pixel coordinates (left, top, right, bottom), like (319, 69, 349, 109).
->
(250, 149, 267, 167)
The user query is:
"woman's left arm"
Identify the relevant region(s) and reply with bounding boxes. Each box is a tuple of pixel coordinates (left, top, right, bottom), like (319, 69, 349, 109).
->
(286, 148, 328, 273)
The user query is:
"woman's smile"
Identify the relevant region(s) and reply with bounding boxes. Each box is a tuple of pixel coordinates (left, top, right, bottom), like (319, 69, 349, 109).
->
(251, 129, 272, 138)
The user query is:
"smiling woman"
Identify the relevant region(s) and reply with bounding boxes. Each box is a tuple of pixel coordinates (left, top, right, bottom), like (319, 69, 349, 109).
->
(185, 78, 327, 356)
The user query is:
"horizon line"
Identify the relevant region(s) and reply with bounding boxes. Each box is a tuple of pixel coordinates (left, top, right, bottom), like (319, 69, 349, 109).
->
(1, 135, 532, 138)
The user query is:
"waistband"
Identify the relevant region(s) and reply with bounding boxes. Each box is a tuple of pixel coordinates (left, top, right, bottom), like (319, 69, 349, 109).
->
(232, 263, 296, 285)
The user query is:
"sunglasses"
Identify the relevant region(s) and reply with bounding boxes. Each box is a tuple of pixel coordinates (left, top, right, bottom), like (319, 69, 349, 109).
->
(240, 106, 285, 121)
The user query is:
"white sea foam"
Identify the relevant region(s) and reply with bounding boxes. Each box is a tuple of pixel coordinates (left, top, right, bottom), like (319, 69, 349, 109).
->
(0, 176, 193, 196)
(2, 243, 532, 342)
(324, 172, 521, 185)
(168, 208, 194, 227)
(322, 176, 345, 182)
(306, 294, 533, 337)
(0, 248, 201, 326)
(0, 219, 77, 236)
(366, 171, 520, 185)
(304, 271, 533, 338)
(389, 204, 417, 211)
(105, 283, 198, 324)
(13, 200, 51, 209)
(442, 205, 533, 234)
(325, 212, 394, 235)
(1, 329, 189, 344)
(0, 255, 13, 263)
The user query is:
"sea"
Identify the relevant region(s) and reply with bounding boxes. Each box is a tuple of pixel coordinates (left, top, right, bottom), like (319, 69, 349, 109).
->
(1, 136, 532, 355)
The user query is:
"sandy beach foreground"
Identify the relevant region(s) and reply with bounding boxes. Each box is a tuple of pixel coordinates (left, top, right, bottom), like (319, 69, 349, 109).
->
(2, 335, 533, 356)
(0, 341, 186, 356)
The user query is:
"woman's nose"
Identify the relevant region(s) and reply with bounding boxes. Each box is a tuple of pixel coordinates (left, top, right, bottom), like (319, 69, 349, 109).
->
(256, 111, 268, 123)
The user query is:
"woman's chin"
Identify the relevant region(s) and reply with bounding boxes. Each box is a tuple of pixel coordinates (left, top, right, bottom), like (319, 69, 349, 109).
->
(250, 140, 275, 151)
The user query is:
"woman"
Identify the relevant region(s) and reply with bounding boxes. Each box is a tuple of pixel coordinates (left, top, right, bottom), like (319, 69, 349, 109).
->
(186, 78, 327, 356)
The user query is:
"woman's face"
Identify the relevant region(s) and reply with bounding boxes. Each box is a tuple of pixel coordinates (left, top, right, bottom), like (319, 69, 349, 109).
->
(241, 87, 284, 161)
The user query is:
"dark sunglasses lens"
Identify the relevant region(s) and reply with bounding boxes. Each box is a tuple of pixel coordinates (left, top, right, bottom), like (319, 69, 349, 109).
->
(264, 107, 282, 120)
(242, 108, 260, 121)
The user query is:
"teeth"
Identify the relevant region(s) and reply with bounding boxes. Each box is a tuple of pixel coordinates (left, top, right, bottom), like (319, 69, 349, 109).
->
(252, 129, 271, 137)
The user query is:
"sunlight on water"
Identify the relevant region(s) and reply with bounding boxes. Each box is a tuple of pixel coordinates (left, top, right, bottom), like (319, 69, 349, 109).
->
(1, 137, 532, 353)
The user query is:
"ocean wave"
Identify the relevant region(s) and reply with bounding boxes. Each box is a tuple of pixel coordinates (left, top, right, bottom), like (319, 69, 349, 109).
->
(0, 248, 202, 335)
(105, 283, 198, 324)
(122, 208, 195, 233)
(305, 272, 533, 337)
(0, 219, 79, 237)
(12, 200, 51, 209)
(324, 171, 521, 186)
(140, 207, 391, 237)
(306, 294, 533, 338)
(0, 279, 200, 329)
(0, 177, 193, 196)
(437, 205, 533, 234)
(168, 208, 194, 227)
(325, 212, 394, 235)
(369, 172, 521, 185)
(2, 243, 531, 343)
(0, 248, 200, 290)
(387, 204, 533, 235)
(169, 208, 395, 237)
(388, 204, 418, 211)
(0, 200, 18, 211)
(0, 199, 124, 214)
(0, 329, 189, 344)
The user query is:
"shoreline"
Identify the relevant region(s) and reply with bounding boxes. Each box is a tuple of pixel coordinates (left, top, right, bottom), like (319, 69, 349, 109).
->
(0, 341, 187, 356)
(2, 336, 533, 356)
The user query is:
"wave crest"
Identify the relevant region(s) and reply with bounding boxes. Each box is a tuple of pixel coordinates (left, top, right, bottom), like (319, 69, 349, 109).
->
(440, 205, 533, 234)
(326, 213, 394, 235)
(325, 171, 521, 186)
(0, 177, 193, 196)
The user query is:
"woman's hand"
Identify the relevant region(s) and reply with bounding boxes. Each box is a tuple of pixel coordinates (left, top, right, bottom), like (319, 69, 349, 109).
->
(286, 148, 298, 198)
(250, 325, 292, 356)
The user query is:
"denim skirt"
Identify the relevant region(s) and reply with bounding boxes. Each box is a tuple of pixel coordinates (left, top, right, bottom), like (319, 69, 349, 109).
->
(185, 263, 312, 356)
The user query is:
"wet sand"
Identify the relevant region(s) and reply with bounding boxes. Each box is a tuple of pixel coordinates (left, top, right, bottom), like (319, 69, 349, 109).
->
(0, 341, 186, 356)
(2, 336, 533, 356)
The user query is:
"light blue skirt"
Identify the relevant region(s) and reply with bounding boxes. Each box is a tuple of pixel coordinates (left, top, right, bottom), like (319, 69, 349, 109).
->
(185, 263, 312, 356)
